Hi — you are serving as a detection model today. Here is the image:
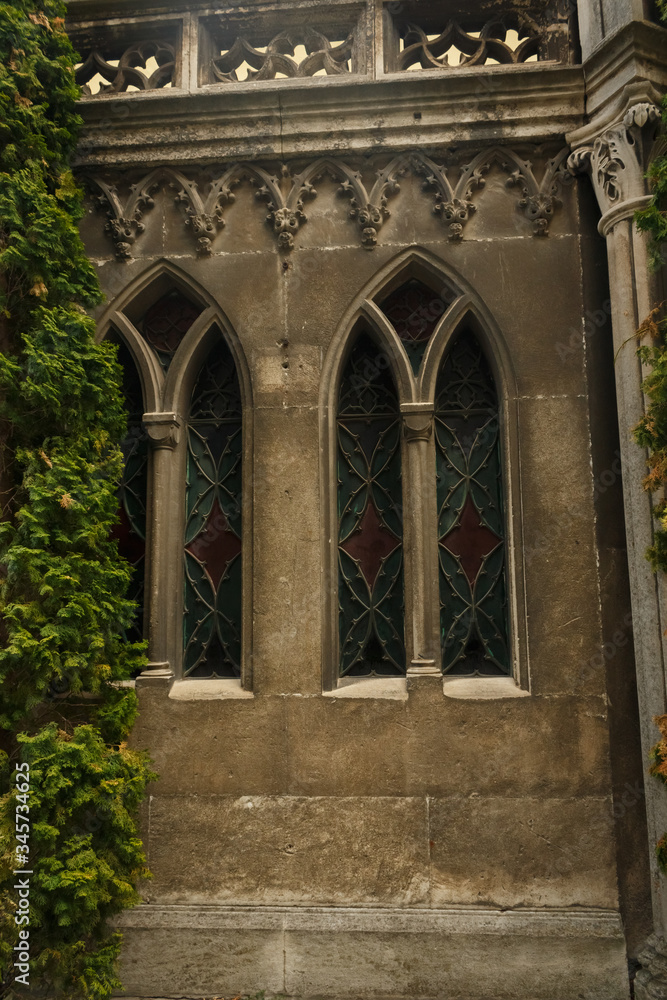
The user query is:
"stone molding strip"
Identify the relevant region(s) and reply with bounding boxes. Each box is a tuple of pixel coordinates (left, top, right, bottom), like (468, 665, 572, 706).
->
(116, 902, 624, 938)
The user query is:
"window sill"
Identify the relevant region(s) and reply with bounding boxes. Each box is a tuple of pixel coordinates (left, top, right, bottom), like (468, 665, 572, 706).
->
(168, 679, 254, 701)
(442, 676, 529, 700)
(323, 676, 409, 700)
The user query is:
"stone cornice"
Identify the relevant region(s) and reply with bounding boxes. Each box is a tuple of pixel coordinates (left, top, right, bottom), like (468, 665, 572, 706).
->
(73, 65, 585, 169)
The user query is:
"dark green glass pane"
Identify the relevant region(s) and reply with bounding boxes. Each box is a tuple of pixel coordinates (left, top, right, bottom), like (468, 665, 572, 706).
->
(337, 334, 405, 677)
(184, 335, 243, 679)
(436, 332, 509, 676)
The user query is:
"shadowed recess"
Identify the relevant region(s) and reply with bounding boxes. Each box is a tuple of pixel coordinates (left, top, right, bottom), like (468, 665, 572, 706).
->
(111, 338, 148, 648)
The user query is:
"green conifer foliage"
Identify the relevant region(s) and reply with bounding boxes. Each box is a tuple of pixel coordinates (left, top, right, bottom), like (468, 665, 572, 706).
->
(0, 2, 153, 996)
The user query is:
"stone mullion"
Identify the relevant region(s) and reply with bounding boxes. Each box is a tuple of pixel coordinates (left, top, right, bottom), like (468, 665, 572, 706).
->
(402, 404, 439, 676)
(137, 412, 182, 687)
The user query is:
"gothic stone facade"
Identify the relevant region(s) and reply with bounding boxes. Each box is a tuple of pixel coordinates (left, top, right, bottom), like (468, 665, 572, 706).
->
(67, 0, 667, 997)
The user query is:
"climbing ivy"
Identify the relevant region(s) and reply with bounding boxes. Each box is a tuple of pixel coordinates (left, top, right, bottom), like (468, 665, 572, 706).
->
(632, 308, 667, 573)
(632, 0, 667, 875)
(0, 2, 152, 997)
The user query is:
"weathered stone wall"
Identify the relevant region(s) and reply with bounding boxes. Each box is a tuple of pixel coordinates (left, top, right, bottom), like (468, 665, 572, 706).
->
(66, 0, 667, 995)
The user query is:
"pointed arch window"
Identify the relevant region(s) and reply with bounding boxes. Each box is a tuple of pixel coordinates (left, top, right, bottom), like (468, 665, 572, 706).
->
(112, 340, 148, 645)
(183, 333, 243, 678)
(435, 333, 510, 675)
(337, 333, 405, 676)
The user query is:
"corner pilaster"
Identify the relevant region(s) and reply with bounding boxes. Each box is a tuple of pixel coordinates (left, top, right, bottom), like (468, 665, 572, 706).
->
(568, 98, 667, 968)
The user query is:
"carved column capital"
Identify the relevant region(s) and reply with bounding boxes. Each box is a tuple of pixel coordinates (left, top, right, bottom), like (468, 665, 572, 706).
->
(568, 101, 661, 235)
(402, 407, 434, 443)
(143, 412, 181, 450)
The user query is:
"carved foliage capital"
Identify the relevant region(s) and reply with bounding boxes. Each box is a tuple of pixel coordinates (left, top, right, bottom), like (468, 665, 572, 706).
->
(568, 102, 661, 217)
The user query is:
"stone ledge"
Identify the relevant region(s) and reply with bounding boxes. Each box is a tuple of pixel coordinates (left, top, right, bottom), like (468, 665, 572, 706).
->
(442, 676, 531, 700)
(168, 679, 254, 700)
(114, 903, 629, 1000)
(323, 676, 408, 699)
(117, 902, 623, 938)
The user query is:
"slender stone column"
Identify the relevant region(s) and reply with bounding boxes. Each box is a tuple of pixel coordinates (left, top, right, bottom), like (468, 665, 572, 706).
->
(137, 411, 181, 686)
(569, 102, 667, 989)
(402, 403, 439, 677)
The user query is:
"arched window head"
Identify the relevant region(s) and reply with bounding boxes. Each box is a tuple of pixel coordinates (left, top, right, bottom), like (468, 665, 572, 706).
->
(337, 332, 405, 676)
(379, 277, 454, 374)
(139, 289, 201, 372)
(184, 333, 243, 678)
(435, 332, 510, 676)
(111, 339, 148, 644)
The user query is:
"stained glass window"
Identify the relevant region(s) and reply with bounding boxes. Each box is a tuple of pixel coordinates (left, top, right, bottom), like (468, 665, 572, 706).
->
(379, 278, 453, 374)
(184, 333, 243, 678)
(337, 333, 405, 676)
(140, 290, 201, 372)
(111, 340, 148, 645)
(435, 333, 510, 675)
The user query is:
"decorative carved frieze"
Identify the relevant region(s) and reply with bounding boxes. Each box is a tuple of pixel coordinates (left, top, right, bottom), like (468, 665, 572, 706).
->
(504, 148, 572, 236)
(335, 159, 406, 249)
(85, 147, 572, 258)
(211, 28, 354, 82)
(568, 102, 661, 230)
(416, 147, 571, 239)
(89, 175, 161, 259)
(76, 40, 176, 95)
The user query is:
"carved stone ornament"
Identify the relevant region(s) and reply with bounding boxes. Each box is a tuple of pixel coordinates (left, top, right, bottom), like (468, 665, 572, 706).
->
(143, 412, 181, 451)
(636, 934, 667, 1000)
(568, 102, 662, 220)
(76, 39, 175, 95)
(402, 412, 434, 443)
(415, 147, 572, 239)
(89, 175, 161, 259)
(86, 147, 572, 258)
(397, 15, 541, 71)
(211, 28, 354, 82)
